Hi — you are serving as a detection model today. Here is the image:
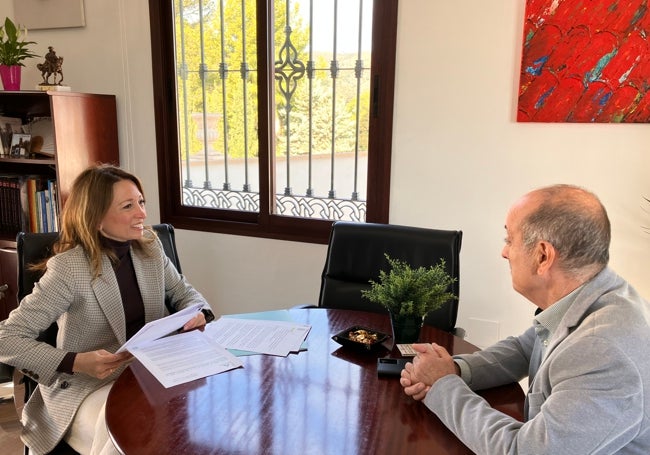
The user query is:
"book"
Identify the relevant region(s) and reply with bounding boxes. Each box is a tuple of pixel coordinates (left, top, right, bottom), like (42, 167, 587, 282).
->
(22, 176, 56, 233)
(0, 176, 10, 234)
(48, 180, 58, 232)
(0, 175, 30, 235)
(35, 189, 43, 233)
(41, 189, 50, 233)
(26, 178, 38, 232)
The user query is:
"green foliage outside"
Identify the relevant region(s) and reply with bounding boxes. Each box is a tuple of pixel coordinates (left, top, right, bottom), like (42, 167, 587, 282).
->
(362, 254, 458, 319)
(174, 0, 370, 161)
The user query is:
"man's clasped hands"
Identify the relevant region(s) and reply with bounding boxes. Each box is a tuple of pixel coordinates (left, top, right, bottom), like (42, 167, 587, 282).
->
(400, 343, 460, 401)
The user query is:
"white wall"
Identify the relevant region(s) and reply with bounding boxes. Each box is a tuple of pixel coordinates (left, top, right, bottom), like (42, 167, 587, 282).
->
(391, 1, 650, 343)
(3, 1, 648, 347)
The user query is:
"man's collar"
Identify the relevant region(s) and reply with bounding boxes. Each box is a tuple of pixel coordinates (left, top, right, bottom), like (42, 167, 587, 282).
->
(535, 284, 583, 333)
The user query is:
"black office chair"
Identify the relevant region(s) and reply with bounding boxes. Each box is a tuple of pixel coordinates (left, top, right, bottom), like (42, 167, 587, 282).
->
(4, 224, 181, 455)
(152, 223, 182, 275)
(318, 221, 464, 336)
(0, 361, 12, 384)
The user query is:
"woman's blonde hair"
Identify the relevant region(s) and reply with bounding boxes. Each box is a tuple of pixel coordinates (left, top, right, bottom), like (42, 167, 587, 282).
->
(42, 164, 154, 278)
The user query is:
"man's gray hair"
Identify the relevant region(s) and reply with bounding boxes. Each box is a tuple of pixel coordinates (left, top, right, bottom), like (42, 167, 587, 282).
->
(521, 184, 610, 277)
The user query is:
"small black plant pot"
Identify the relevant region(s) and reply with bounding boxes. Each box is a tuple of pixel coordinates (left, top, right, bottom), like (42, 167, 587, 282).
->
(390, 313, 423, 344)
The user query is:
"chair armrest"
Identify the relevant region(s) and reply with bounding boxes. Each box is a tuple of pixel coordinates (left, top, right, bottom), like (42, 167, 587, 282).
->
(452, 326, 466, 339)
(0, 362, 13, 383)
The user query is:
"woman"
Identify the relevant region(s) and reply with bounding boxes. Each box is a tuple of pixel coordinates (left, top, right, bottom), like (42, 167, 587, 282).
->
(0, 164, 212, 455)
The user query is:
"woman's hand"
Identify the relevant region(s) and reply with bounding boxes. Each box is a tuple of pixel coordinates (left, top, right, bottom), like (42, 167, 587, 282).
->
(181, 311, 207, 332)
(73, 350, 133, 379)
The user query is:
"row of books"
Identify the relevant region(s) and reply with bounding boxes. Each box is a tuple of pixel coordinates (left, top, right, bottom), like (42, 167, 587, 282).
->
(0, 175, 59, 236)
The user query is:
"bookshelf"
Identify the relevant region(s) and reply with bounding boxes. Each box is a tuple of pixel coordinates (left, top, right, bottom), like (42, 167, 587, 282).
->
(0, 91, 119, 320)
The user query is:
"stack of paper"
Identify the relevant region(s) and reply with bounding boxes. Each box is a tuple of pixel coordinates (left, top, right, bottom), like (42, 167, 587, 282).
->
(128, 331, 243, 388)
(116, 307, 310, 388)
(205, 315, 311, 357)
(117, 303, 243, 388)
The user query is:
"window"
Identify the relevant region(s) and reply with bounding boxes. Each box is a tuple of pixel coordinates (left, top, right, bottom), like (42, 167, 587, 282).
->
(149, 0, 397, 243)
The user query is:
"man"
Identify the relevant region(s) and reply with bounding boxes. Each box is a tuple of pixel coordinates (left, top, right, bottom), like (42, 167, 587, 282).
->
(400, 184, 650, 454)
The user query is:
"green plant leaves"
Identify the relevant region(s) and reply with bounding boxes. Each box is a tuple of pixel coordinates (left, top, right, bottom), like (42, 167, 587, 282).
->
(361, 253, 457, 318)
(0, 17, 38, 66)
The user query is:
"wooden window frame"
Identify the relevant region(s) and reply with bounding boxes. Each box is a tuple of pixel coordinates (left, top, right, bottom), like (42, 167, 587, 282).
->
(148, 0, 397, 244)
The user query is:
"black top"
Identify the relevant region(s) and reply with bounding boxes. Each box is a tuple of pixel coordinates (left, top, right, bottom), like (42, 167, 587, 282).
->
(104, 237, 145, 340)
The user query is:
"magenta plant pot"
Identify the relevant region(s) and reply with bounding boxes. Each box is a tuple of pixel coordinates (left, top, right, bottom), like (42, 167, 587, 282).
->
(0, 65, 22, 91)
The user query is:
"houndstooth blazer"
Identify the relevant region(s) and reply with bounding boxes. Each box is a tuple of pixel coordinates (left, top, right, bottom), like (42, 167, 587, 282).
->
(0, 230, 209, 455)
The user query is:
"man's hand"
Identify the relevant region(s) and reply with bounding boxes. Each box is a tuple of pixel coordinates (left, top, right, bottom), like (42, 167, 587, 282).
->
(399, 343, 457, 400)
(73, 350, 132, 379)
(400, 364, 431, 400)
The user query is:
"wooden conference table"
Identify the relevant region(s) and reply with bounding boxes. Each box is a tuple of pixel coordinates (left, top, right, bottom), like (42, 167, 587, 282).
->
(106, 308, 525, 455)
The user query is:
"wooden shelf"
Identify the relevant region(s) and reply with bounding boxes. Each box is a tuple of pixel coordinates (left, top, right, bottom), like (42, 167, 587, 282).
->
(0, 156, 56, 166)
(0, 91, 120, 320)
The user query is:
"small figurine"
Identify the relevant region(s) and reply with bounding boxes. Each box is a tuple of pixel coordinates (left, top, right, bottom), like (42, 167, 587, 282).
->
(37, 46, 64, 85)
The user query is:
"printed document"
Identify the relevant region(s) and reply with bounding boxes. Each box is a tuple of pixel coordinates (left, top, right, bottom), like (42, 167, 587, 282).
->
(128, 329, 243, 388)
(116, 303, 204, 353)
(205, 317, 311, 356)
(222, 309, 307, 356)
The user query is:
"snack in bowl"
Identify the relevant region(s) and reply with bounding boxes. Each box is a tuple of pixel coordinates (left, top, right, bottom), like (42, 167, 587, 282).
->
(332, 325, 390, 351)
(348, 328, 379, 344)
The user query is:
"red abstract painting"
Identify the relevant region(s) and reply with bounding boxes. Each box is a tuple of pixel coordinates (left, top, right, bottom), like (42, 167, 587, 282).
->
(517, 0, 650, 122)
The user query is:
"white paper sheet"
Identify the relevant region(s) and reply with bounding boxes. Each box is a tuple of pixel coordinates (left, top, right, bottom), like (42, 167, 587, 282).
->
(116, 303, 204, 353)
(205, 317, 311, 357)
(222, 309, 307, 356)
(128, 330, 243, 388)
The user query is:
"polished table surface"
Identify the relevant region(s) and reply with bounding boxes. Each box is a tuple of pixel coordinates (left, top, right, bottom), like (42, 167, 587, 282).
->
(106, 308, 524, 455)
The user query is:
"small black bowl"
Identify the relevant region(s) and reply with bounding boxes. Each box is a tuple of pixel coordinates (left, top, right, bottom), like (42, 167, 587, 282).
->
(331, 325, 390, 351)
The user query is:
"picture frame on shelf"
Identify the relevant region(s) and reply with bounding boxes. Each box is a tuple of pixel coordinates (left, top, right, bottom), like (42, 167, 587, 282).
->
(10, 133, 31, 157)
(27, 117, 55, 157)
(0, 117, 22, 156)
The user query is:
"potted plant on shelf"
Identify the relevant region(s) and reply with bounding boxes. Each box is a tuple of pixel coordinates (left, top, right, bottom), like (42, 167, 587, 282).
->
(0, 17, 38, 91)
(361, 254, 457, 343)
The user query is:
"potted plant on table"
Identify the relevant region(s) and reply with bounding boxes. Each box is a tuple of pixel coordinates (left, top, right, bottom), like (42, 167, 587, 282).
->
(361, 254, 457, 344)
(0, 17, 38, 91)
